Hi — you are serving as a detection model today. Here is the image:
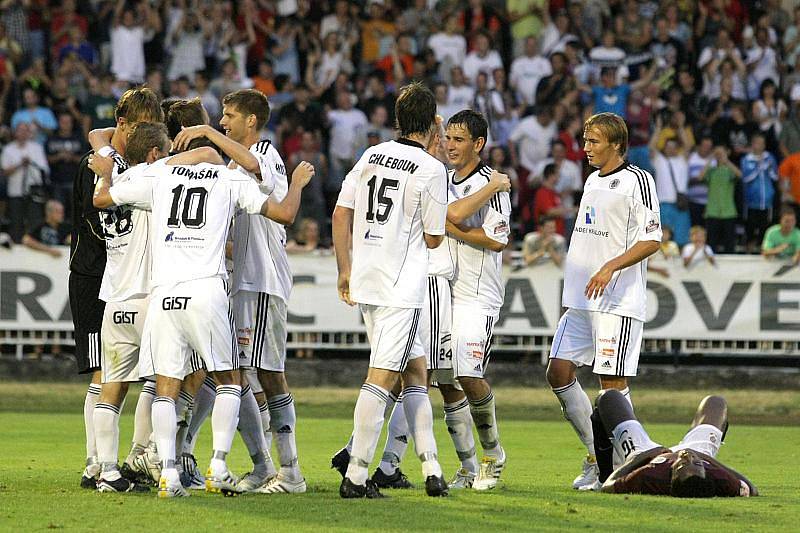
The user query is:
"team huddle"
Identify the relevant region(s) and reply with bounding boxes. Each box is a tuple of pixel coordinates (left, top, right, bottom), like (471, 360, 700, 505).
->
(67, 81, 755, 500)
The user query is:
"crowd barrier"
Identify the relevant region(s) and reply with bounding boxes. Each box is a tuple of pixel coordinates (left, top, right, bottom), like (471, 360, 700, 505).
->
(1, 248, 797, 361)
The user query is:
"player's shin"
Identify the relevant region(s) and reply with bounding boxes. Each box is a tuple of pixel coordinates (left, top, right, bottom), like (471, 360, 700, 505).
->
(552, 379, 595, 457)
(346, 383, 390, 486)
(444, 398, 478, 474)
(184, 376, 216, 455)
(268, 392, 301, 480)
(402, 386, 443, 478)
(84, 383, 102, 474)
(174, 390, 194, 463)
(378, 394, 409, 475)
(152, 397, 179, 482)
(128, 381, 156, 463)
(94, 402, 122, 481)
(238, 384, 275, 478)
(209, 384, 242, 474)
(469, 391, 502, 457)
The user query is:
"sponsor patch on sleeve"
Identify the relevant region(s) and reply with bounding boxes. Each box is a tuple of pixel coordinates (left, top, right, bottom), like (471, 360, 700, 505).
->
(493, 220, 509, 235)
(645, 219, 660, 233)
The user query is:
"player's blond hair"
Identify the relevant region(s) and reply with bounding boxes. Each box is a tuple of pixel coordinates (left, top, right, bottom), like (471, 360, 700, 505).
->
(583, 112, 628, 157)
(114, 87, 163, 125)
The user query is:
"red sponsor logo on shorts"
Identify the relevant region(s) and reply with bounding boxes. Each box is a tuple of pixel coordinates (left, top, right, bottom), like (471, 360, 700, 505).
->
(471, 350, 484, 359)
(601, 348, 615, 356)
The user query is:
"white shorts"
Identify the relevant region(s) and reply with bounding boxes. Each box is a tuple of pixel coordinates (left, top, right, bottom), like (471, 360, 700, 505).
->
(143, 278, 238, 380)
(549, 308, 643, 377)
(670, 424, 724, 458)
(360, 304, 424, 372)
(234, 291, 287, 372)
(451, 305, 497, 379)
(420, 276, 457, 385)
(100, 296, 150, 384)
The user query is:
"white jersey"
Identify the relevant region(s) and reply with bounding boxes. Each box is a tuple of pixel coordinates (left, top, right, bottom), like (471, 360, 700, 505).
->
(563, 163, 662, 321)
(231, 140, 292, 302)
(449, 164, 511, 312)
(109, 160, 269, 289)
(336, 138, 447, 308)
(428, 235, 457, 280)
(99, 162, 152, 303)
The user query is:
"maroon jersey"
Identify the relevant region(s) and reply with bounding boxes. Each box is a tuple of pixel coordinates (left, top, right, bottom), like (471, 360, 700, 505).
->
(613, 451, 744, 496)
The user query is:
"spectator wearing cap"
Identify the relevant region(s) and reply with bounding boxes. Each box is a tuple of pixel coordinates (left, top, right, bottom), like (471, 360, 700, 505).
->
(741, 132, 779, 253)
(761, 205, 800, 265)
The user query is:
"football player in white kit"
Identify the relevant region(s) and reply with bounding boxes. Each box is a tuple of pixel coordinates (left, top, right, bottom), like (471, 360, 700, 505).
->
(92, 128, 316, 498)
(545, 112, 661, 490)
(173, 89, 305, 494)
(444, 110, 513, 491)
(332, 82, 449, 498)
(88, 123, 169, 493)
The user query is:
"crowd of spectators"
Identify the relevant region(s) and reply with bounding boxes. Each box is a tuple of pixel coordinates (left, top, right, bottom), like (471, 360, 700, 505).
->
(0, 0, 799, 268)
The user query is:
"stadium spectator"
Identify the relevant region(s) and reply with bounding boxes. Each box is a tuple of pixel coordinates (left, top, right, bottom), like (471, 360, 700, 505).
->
(326, 90, 367, 209)
(778, 89, 800, 157)
(509, 36, 550, 107)
(682, 226, 716, 268)
(535, 139, 581, 235)
(427, 14, 467, 81)
(647, 226, 680, 278)
(535, 52, 576, 107)
(778, 151, 800, 219)
(472, 72, 505, 148)
(752, 79, 787, 156)
(582, 64, 655, 119)
(558, 114, 585, 164)
(210, 59, 246, 101)
(286, 218, 325, 255)
(741, 133, 778, 252)
(57, 27, 98, 68)
(687, 136, 714, 227)
(22, 198, 69, 257)
(488, 146, 519, 216)
(1, 123, 49, 242)
(288, 131, 327, 236)
(703, 145, 742, 253)
(446, 66, 475, 111)
(522, 215, 565, 267)
(110, 0, 160, 84)
(651, 119, 691, 247)
(761, 205, 800, 265)
(510, 106, 556, 179)
(11, 87, 57, 145)
(165, 10, 207, 82)
(45, 112, 85, 214)
(532, 163, 567, 236)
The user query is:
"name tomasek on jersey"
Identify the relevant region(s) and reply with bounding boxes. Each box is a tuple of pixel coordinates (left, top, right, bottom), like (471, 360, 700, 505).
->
(171, 166, 220, 180)
(368, 153, 419, 174)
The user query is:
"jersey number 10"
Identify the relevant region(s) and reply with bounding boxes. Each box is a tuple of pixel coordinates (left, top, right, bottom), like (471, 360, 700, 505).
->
(167, 185, 208, 228)
(366, 175, 398, 224)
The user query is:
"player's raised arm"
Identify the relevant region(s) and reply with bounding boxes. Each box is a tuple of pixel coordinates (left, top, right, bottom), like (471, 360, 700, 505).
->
(171, 125, 259, 173)
(166, 146, 225, 166)
(259, 161, 315, 225)
(90, 153, 115, 208)
(447, 170, 511, 224)
(87, 128, 116, 152)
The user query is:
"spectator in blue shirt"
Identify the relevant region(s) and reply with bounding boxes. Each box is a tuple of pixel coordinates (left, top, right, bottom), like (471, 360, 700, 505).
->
(740, 133, 779, 252)
(580, 64, 655, 118)
(10, 87, 58, 145)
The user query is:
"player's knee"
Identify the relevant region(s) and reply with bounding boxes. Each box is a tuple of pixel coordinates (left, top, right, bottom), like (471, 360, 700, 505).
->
(699, 395, 727, 411)
(439, 384, 465, 404)
(596, 388, 625, 412)
(545, 361, 572, 388)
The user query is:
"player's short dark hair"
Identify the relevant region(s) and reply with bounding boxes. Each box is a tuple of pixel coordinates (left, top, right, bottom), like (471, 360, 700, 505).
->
(222, 89, 271, 131)
(447, 109, 488, 144)
(671, 473, 716, 498)
(126, 122, 169, 165)
(115, 86, 163, 124)
(165, 98, 206, 140)
(584, 112, 628, 157)
(395, 82, 436, 138)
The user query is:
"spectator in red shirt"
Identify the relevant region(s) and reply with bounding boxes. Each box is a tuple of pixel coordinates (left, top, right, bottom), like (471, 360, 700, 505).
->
(558, 114, 585, 164)
(50, 0, 88, 60)
(375, 34, 414, 86)
(533, 163, 570, 235)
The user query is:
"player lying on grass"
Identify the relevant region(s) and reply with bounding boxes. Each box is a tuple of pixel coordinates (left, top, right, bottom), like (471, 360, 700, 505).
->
(591, 389, 758, 497)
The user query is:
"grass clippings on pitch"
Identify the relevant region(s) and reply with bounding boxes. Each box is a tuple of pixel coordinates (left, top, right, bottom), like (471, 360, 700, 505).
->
(1, 383, 797, 532)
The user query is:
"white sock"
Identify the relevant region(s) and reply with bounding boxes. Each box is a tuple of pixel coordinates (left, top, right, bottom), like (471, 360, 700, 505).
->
(379, 395, 409, 474)
(238, 385, 271, 477)
(345, 383, 389, 486)
(469, 391, 502, 457)
(553, 379, 595, 457)
(346, 391, 396, 455)
(84, 384, 101, 471)
(402, 386, 442, 478)
(175, 390, 194, 459)
(268, 392, 301, 479)
(611, 420, 660, 460)
(184, 376, 215, 455)
(620, 387, 633, 409)
(258, 400, 273, 452)
(94, 402, 121, 480)
(444, 398, 478, 474)
(211, 385, 241, 472)
(128, 381, 155, 461)
(152, 397, 178, 474)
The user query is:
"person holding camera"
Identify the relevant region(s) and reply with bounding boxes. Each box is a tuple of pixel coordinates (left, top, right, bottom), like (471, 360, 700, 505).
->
(1, 122, 50, 242)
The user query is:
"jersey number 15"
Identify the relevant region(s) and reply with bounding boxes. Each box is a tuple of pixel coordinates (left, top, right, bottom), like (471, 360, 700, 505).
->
(366, 175, 398, 224)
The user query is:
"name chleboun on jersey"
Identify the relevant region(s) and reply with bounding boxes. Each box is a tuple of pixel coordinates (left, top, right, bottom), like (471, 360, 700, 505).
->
(368, 153, 420, 174)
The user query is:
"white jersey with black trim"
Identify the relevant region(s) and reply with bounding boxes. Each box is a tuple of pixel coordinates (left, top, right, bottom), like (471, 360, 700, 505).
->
(98, 162, 153, 303)
(109, 160, 269, 289)
(231, 140, 292, 302)
(448, 163, 512, 312)
(563, 162, 661, 321)
(428, 234, 457, 279)
(336, 138, 448, 308)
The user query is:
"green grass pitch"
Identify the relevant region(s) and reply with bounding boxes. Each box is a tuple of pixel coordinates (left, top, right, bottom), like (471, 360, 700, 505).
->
(1, 383, 798, 532)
